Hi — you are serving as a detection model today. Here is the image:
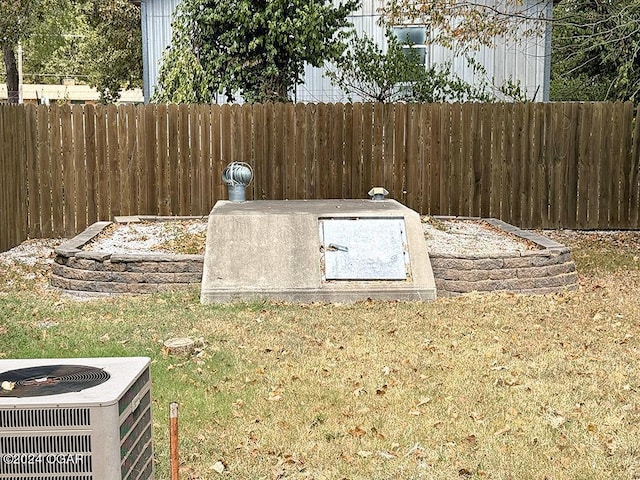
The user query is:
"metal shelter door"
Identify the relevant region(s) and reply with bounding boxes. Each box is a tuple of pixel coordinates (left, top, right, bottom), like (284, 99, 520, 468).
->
(320, 218, 409, 280)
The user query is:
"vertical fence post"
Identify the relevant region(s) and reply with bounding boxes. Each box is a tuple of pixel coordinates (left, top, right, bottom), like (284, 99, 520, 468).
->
(170, 402, 179, 480)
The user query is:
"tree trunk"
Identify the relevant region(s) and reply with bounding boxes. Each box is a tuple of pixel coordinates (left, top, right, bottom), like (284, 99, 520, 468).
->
(3, 46, 19, 104)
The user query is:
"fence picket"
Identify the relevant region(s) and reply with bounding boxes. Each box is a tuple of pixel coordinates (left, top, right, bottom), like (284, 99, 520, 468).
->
(167, 104, 180, 214)
(589, 103, 604, 229)
(342, 103, 353, 199)
(72, 105, 87, 232)
(189, 104, 201, 214)
(332, 103, 345, 199)
(509, 103, 523, 227)
(200, 105, 213, 211)
(304, 103, 316, 199)
(449, 104, 463, 216)
(285, 103, 296, 200)
(210, 105, 224, 203)
(156, 104, 169, 215)
(630, 105, 640, 228)
(25, 105, 40, 238)
(517, 104, 531, 227)
(405, 104, 420, 211)
(479, 104, 492, 218)
(84, 105, 97, 226)
(294, 103, 307, 200)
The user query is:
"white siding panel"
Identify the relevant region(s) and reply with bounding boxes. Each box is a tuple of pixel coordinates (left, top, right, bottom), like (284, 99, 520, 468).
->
(142, 0, 181, 101)
(296, 9, 385, 103)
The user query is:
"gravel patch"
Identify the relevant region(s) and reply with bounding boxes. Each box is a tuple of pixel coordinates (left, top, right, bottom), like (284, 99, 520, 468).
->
(83, 218, 536, 257)
(423, 219, 537, 256)
(84, 221, 208, 254)
(0, 218, 542, 272)
(0, 238, 63, 267)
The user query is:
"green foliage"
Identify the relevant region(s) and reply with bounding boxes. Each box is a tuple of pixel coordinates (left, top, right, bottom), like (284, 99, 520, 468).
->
(551, 0, 640, 102)
(21, 0, 86, 84)
(326, 30, 492, 103)
(1, 0, 141, 103)
(152, 5, 215, 104)
(81, 0, 142, 103)
(0, 0, 46, 48)
(0, 0, 63, 102)
(154, 0, 359, 104)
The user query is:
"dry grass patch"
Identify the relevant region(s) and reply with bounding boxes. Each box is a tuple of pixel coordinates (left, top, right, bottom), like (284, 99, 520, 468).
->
(0, 231, 639, 479)
(183, 274, 640, 480)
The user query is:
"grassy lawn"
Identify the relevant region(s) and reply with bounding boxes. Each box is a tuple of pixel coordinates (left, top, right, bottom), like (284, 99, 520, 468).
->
(1, 231, 639, 479)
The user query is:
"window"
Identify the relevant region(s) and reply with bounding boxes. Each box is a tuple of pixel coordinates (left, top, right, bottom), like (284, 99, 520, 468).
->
(393, 26, 428, 66)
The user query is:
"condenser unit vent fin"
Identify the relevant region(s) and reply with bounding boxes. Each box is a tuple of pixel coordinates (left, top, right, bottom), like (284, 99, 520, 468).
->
(121, 400, 151, 452)
(0, 407, 90, 429)
(0, 436, 92, 476)
(118, 369, 150, 416)
(121, 430, 152, 480)
(1, 434, 92, 455)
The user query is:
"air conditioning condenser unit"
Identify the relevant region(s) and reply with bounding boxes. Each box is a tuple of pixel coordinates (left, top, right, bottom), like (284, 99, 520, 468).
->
(0, 357, 153, 480)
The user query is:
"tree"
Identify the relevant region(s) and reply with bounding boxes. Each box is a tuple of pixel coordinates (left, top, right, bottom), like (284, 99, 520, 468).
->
(550, 0, 640, 102)
(154, 0, 359, 103)
(80, 0, 142, 103)
(1, 0, 141, 104)
(0, 0, 47, 103)
(326, 29, 491, 102)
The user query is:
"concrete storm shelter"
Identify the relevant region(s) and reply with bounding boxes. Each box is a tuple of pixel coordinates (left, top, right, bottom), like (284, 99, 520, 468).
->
(200, 199, 437, 303)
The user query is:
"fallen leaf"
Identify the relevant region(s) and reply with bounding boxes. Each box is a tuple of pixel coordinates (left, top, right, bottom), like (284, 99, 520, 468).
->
(377, 450, 396, 460)
(348, 425, 366, 437)
(405, 443, 427, 458)
(212, 461, 225, 474)
(267, 387, 283, 401)
(1, 381, 15, 391)
(543, 407, 566, 429)
(470, 411, 484, 421)
(490, 364, 509, 371)
(340, 451, 354, 463)
(463, 435, 477, 445)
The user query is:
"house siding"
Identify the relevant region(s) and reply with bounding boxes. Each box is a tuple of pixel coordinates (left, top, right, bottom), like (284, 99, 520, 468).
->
(141, 0, 550, 103)
(140, 0, 181, 102)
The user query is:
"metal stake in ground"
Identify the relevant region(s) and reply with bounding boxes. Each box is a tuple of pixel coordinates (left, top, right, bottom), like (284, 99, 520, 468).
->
(170, 402, 179, 480)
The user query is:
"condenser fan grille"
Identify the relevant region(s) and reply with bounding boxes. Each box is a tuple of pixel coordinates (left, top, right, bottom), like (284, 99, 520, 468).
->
(0, 365, 110, 397)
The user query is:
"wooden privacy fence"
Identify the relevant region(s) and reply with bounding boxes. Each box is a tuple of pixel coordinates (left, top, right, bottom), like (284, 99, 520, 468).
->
(1, 101, 640, 252)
